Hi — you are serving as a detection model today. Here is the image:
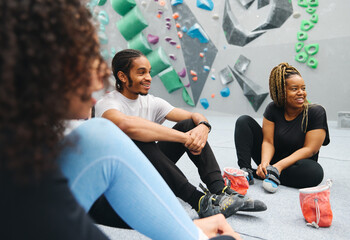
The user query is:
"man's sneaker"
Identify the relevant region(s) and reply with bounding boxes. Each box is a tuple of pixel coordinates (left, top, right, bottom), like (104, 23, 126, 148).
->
(222, 185, 267, 212)
(241, 167, 254, 185)
(197, 184, 244, 218)
(262, 165, 280, 193)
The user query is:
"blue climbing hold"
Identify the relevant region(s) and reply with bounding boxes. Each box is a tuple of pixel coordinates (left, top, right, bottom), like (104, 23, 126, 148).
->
(196, 0, 214, 11)
(181, 26, 188, 33)
(171, 0, 183, 6)
(220, 87, 230, 97)
(98, 10, 109, 25)
(211, 75, 216, 80)
(200, 98, 209, 109)
(187, 23, 209, 43)
(204, 66, 210, 72)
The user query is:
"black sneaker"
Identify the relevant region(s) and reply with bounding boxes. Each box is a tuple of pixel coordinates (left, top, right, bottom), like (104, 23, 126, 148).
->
(197, 184, 244, 218)
(242, 167, 255, 185)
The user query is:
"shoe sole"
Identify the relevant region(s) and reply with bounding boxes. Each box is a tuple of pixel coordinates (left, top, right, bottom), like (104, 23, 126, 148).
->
(263, 179, 278, 193)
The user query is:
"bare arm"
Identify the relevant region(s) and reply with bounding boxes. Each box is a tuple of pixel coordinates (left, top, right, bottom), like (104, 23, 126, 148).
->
(273, 129, 326, 174)
(102, 109, 188, 143)
(256, 117, 275, 178)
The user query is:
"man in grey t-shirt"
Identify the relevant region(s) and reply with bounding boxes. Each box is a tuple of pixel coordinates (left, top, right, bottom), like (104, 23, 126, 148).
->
(95, 49, 266, 219)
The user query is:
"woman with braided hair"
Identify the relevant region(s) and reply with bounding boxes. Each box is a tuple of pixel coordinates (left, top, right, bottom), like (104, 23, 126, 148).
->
(234, 63, 330, 193)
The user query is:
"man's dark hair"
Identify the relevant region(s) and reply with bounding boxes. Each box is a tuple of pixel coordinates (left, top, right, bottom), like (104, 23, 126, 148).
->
(111, 49, 145, 92)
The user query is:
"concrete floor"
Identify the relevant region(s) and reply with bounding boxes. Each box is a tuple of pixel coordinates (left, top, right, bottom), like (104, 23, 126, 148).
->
(98, 111, 350, 240)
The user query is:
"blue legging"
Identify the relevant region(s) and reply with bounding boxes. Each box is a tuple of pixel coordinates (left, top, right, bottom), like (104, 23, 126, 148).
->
(57, 118, 199, 240)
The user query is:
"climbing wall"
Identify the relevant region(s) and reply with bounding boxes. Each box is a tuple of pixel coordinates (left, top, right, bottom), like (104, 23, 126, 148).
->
(91, 0, 350, 120)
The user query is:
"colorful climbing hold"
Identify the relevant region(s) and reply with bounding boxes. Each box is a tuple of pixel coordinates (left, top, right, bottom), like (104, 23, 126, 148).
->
(300, 20, 314, 31)
(220, 87, 230, 97)
(173, 12, 180, 19)
(147, 34, 159, 44)
(310, 13, 318, 23)
(159, 0, 166, 7)
(176, 45, 181, 49)
(295, 51, 308, 63)
(304, 43, 319, 55)
(196, 0, 214, 11)
(297, 0, 308, 7)
(192, 76, 198, 81)
(308, 0, 319, 7)
(211, 75, 216, 80)
(171, 0, 183, 6)
(177, 32, 183, 39)
(169, 40, 177, 45)
(211, 94, 215, 98)
(307, 57, 318, 68)
(306, 7, 316, 14)
(199, 52, 204, 58)
(187, 23, 209, 43)
(295, 42, 304, 52)
(297, 31, 308, 41)
(204, 66, 210, 71)
(178, 68, 187, 78)
(165, 36, 172, 42)
(190, 70, 197, 76)
(169, 54, 177, 60)
(200, 98, 209, 109)
(176, 23, 181, 28)
(181, 26, 188, 32)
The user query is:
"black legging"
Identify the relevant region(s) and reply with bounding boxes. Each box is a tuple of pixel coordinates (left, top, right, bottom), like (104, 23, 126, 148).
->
(234, 115, 323, 188)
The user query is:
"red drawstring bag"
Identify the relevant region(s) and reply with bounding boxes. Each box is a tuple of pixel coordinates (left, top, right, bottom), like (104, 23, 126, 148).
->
(299, 179, 333, 228)
(222, 167, 249, 195)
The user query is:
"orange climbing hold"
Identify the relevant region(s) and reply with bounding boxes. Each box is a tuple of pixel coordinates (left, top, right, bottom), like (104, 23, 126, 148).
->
(157, 14, 161, 18)
(176, 23, 181, 28)
(211, 94, 215, 98)
(199, 52, 204, 58)
(176, 44, 181, 49)
(173, 12, 179, 19)
(190, 70, 197, 76)
(159, 0, 166, 7)
(177, 32, 183, 38)
(192, 76, 198, 81)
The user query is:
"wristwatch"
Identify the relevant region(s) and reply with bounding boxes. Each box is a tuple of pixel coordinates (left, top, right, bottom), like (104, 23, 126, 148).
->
(198, 121, 211, 133)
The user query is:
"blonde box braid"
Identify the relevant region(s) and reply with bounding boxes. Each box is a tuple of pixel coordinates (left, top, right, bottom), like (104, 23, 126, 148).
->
(269, 63, 309, 132)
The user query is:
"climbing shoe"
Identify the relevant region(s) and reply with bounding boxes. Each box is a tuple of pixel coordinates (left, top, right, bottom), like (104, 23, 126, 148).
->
(241, 167, 255, 185)
(197, 184, 244, 218)
(262, 165, 280, 193)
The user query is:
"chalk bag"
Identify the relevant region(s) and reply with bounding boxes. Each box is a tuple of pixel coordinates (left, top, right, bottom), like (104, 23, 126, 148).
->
(299, 179, 333, 228)
(222, 167, 249, 195)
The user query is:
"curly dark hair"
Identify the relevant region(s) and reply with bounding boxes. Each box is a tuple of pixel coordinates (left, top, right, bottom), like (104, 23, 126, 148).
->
(0, 0, 107, 183)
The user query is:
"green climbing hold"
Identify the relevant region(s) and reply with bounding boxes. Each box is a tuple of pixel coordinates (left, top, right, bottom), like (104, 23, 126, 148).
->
(310, 13, 318, 23)
(127, 33, 152, 55)
(306, 7, 316, 14)
(111, 0, 136, 16)
(308, 0, 319, 7)
(297, 31, 308, 41)
(300, 20, 314, 31)
(295, 42, 304, 53)
(146, 47, 171, 77)
(182, 88, 195, 107)
(307, 57, 318, 69)
(305, 43, 319, 55)
(116, 6, 148, 41)
(159, 67, 184, 94)
(298, 0, 308, 7)
(98, 0, 107, 6)
(295, 51, 308, 63)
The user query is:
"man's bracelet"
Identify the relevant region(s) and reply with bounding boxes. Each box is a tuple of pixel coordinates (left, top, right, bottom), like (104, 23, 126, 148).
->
(198, 121, 211, 133)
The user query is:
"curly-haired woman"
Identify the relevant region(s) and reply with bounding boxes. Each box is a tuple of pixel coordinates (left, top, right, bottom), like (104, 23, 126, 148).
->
(0, 1, 241, 239)
(234, 63, 330, 193)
